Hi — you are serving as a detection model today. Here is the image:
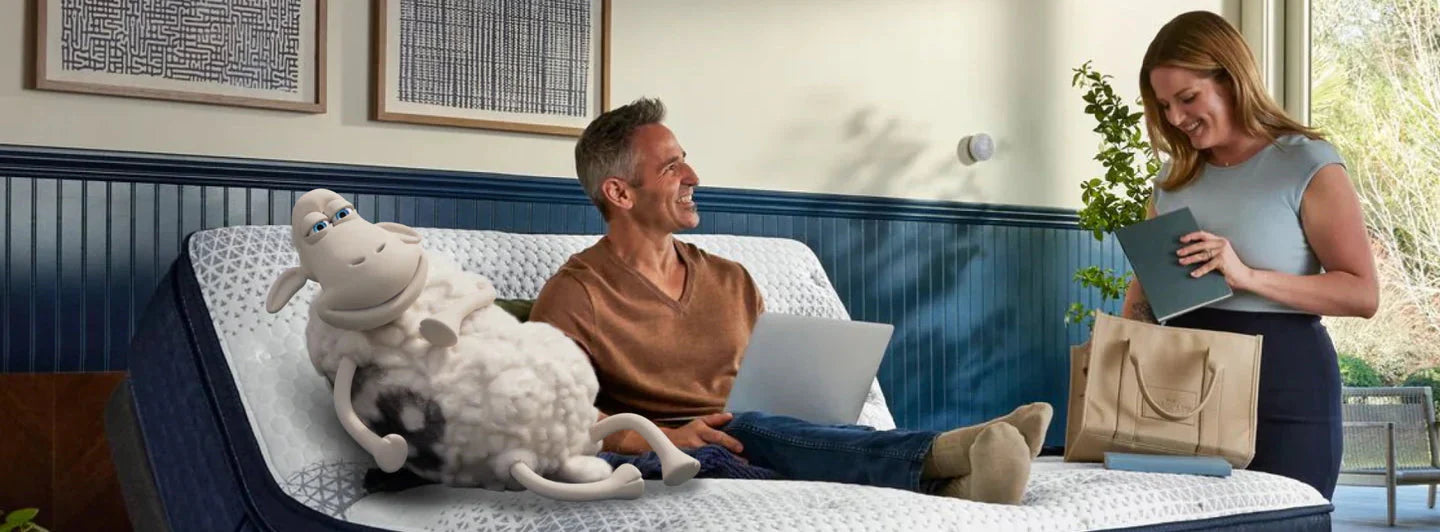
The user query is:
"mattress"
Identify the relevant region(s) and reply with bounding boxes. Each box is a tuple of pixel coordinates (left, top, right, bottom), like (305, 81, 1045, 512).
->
(120, 226, 1333, 531)
(342, 459, 1332, 531)
(187, 226, 896, 515)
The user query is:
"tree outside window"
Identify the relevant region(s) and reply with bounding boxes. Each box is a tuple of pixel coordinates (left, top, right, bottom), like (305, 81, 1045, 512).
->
(1312, 0, 1440, 393)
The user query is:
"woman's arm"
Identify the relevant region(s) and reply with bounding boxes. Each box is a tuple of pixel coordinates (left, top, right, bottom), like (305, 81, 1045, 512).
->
(1248, 164, 1379, 317)
(1181, 164, 1379, 318)
(1120, 279, 1157, 323)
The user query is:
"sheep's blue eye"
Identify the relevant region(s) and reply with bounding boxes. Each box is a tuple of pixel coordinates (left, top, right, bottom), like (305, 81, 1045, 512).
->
(335, 207, 353, 219)
(310, 220, 330, 235)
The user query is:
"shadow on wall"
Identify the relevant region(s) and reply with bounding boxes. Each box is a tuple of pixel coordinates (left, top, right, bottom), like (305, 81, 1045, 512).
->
(746, 87, 985, 212)
(768, 211, 1090, 437)
(748, 4, 1064, 210)
(727, 2, 1086, 436)
(823, 106, 985, 205)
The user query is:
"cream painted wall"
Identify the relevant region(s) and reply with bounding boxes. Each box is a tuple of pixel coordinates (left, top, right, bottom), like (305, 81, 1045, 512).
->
(0, 1, 1237, 210)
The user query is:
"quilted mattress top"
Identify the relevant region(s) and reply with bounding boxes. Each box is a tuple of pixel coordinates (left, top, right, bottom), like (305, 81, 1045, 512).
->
(188, 226, 1328, 530)
(342, 459, 1329, 531)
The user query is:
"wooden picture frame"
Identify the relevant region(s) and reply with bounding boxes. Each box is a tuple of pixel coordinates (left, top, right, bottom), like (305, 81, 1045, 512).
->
(32, 0, 327, 113)
(373, 0, 611, 137)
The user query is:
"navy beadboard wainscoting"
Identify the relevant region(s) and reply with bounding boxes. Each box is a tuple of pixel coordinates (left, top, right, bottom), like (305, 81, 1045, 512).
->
(0, 144, 1125, 446)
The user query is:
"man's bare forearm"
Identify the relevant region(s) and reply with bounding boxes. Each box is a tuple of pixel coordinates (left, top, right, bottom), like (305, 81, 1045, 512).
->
(597, 411, 659, 454)
(602, 431, 647, 454)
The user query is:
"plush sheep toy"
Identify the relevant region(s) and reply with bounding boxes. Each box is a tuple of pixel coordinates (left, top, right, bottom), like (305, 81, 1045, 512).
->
(265, 188, 700, 501)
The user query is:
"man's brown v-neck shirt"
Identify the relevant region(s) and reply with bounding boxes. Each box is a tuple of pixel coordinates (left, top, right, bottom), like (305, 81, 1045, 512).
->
(530, 237, 764, 419)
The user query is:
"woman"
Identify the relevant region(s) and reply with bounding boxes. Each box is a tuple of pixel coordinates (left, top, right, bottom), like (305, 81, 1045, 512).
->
(1124, 11, 1379, 500)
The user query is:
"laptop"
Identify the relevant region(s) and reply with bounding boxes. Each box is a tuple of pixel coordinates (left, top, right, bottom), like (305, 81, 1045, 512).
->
(722, 312, 894, 425)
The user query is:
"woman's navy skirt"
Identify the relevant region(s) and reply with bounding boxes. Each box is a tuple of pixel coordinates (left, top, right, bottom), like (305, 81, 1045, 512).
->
(1167, 307, 1342, 500)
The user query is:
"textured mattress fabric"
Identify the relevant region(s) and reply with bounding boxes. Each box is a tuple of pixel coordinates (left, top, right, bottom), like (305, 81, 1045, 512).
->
(183, 226, 1331, 530)
(188, 226, 896, 516)
(342, 459, 1331, 531)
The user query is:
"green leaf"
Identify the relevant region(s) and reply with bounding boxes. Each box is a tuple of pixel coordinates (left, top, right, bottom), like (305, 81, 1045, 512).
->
(1, 523, 17, 532)
(5, 510, 36, 525)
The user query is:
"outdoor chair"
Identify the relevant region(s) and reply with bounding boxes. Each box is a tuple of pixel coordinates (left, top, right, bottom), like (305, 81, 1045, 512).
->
(1339, 386, 1440, 526)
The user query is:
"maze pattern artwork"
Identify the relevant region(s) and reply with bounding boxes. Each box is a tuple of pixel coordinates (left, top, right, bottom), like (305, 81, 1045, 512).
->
(59, 0, 303, 92)
(398, 0, 591, 117)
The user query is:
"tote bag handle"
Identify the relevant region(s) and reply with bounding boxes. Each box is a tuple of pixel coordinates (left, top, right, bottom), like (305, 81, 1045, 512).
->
(1125, 340, 1224, 421)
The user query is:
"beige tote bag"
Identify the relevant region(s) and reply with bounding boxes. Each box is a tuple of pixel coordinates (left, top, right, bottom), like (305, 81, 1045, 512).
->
(1064, 312, 1263, 468)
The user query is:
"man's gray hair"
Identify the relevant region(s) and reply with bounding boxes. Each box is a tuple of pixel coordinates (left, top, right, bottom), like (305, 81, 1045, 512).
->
(574, 97, 667, 218)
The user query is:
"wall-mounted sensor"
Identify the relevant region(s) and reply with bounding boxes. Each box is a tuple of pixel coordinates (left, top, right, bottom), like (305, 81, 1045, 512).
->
(959, 133, 994, 165)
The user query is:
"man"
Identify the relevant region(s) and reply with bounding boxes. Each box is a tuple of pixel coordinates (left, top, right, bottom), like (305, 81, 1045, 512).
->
(529, 97, 1050, 504)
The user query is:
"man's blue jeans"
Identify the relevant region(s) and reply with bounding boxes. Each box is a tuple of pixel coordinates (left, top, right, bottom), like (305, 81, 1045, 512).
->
(601, 412, 944, 492)
(723, 411, 941, 492)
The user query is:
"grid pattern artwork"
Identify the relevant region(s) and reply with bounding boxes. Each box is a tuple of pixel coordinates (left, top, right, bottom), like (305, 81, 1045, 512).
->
(398, 0, 591, 117)
(58, 0, 303, 92)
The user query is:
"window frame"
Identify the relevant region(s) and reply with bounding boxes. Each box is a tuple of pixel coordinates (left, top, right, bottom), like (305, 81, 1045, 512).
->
(1238, 0, 1312, 125)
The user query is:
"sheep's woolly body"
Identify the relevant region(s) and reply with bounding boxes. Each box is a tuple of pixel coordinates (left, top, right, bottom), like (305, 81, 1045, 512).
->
(306, 257, 603, 489)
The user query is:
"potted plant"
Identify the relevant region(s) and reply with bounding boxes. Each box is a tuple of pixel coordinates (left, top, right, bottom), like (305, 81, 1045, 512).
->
(1065, 60, 1161, 328)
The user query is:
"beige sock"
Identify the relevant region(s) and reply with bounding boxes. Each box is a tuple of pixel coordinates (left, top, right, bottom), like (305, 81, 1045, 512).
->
(1009, 402, 1053, 460)
(921, 420, 988, 480)
(937, 423, 1031, 505)
(921, 402, 1053, 479)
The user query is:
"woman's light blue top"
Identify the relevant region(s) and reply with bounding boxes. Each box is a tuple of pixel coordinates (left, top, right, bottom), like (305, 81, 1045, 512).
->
(1152, 134, 1346, 313)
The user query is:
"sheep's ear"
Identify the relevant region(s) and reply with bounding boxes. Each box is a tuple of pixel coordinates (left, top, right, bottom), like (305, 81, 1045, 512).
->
(266, 267, 310, 313)
(377, 222, 421, 244)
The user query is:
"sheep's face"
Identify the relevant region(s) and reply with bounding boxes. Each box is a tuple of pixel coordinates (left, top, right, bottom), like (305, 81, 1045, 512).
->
(289, 188, 429, 330)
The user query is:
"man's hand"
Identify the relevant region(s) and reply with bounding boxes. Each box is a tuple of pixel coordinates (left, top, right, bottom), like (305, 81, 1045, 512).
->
(662, 412, 744, 454)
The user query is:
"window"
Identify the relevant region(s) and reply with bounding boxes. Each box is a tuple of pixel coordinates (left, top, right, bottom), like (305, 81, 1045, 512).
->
(1307, 0, 1440, 391)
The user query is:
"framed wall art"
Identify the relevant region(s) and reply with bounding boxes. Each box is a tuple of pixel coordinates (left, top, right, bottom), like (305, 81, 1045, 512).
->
(32, 0, 327, 113)
(373, 0, 610, 137)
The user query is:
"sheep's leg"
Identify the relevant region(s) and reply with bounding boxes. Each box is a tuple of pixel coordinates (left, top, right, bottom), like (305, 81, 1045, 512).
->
(510, 461, 644, 502)
(334, 357, 409, 472)
(419, 282, 497, 347)
(591, 413, 701, 486)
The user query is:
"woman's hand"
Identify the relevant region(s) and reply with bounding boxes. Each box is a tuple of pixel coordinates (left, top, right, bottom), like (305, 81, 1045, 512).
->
(1178, 231, 1255, 290)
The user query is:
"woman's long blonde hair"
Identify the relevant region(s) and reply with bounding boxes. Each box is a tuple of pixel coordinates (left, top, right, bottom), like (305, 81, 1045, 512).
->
(1139, 11, 1322, 191)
